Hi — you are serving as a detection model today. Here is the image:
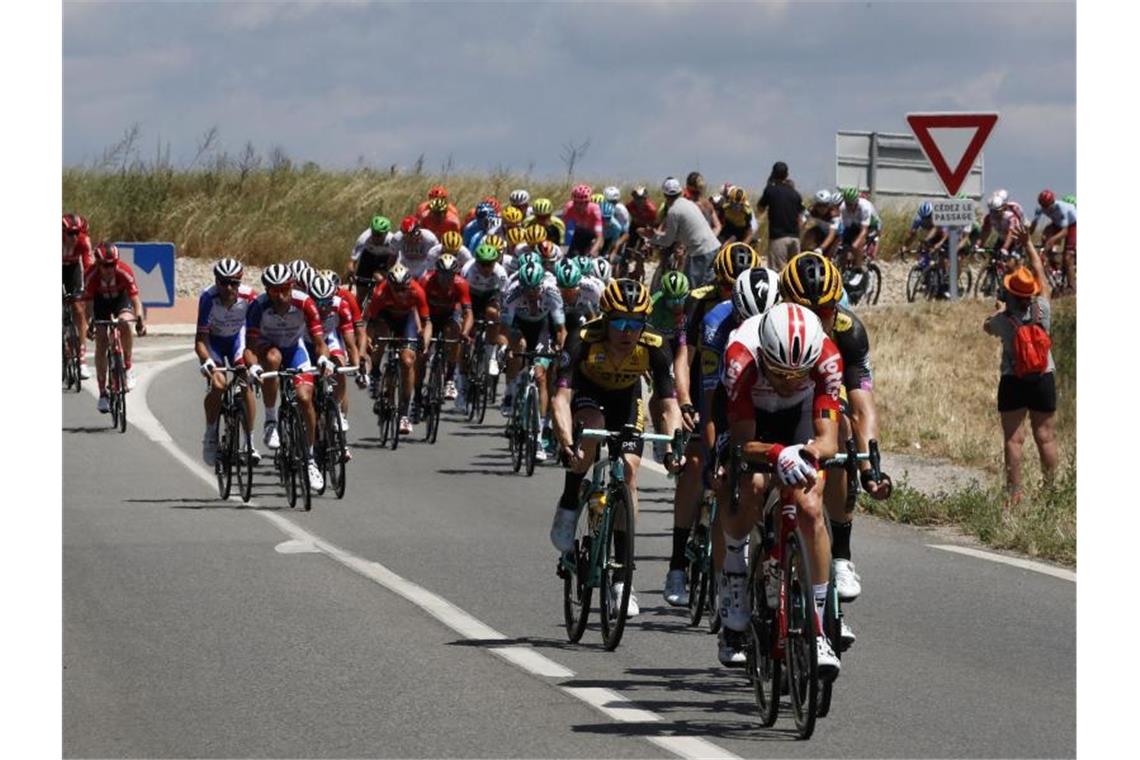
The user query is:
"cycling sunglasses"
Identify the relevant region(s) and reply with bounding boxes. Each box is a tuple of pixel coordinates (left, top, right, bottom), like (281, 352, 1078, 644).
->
(763, 360, 810, 382)
(609, 316, 647, 332)
(217, 277, 241, 288)
(665, 296, 687, 308)
(315, 297, 334, 310)
(267, 284, 292, 295)
(98, 259, 117, 268)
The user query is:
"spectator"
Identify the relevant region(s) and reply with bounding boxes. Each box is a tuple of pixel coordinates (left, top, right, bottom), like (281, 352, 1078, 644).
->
(684, 171, 722, 238)
(757, 161, 803, 270)
(638, 176, 722, 287)
(983, 229, 1057, 506)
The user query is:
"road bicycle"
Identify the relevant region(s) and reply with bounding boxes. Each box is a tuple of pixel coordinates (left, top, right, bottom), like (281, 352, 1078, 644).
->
(505, 349, 559, 476)
(684, 487, 720, 630)
(730, 439, 880, 739)
(371, 337, 412, 450)
(212, 367, 255, 503)
(834, 243, 882, 306)
(463, 319, 496, 424)
(313, 364, 357, 499)
(419, 334, 461, 445)
(612, 236, 647, 283)
(258, 368, 315, 510)
(905, 246, 973, 302)
(91, 317, 136, 433)
(62, 289, 84, 393)
(558, 424, 687, 651)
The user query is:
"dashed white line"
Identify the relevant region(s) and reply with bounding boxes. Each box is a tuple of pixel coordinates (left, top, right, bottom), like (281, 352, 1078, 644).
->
(104, 351, 741, 760)
(929, 544, 1075, 582)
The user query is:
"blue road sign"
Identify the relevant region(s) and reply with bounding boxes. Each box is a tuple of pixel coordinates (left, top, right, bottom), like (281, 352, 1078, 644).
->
(115, 242, 176, 307)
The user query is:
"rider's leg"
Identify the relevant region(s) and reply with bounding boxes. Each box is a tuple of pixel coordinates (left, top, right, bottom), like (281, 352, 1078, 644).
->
(204, 368, 227, 425)
(399, 348, 416, 416)
(796, 484, 832, 632)
(296, 380, 317, 451)
(670, 440, 705, 572)
(72, 300, 89, 364)
(260, 347, 282, 414)
(94, 325, 109, 393)
(117, 313, 134, 369)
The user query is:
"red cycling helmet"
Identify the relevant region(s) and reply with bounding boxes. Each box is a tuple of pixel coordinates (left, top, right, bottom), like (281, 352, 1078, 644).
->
(1038, 189, 1056, 207)
(481, 195, 501, 214)
(401, 214, 418, 234)
(572, 184, 592, 202)
(63, 213, 87, 235)
(428, 184, 449, 200)
(94, 241, 119, 264)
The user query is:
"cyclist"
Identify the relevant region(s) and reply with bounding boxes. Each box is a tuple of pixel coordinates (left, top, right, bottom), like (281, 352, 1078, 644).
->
(718, 186, 756, 245)
(414, 184, 459, 218)
(1029, 189, 1077, 292)
(525, 197, 567, 246)
(322, 268, 368, 416)
(536, 239, 562, 276)
(462, 202, 502, 251)
(560, 184, 604, 257)
(626, 185, 659, 230)
(63, 213, 94, 379)
(549, 279, 686, 616)
(417, 196, 463, 239)
(901, 201, 954, 297)
(196, 257, 259, 466)
(838, 186, 882, 281)
(348, 215, 398, 304)
(508, 188, 532, 218)
(305, 273, 361, 434)
(800, 189, 842, 256)
(83, 243, 147, 411)
(463, 195, 503, 226)
(603, 186, 631, 232)
(459, 242, 511, 406)
(719, 302, 845, 678)
(638, 176, 722, 287)
(427, 229, 473, 273)
(419, 253, 473, 404)
(393, 215, 440, 281)
(779, 252, 892, 649)
(499, 262, 567, 460)
(364, 263, 432, 436)
(500, 205, 526, 240)
(980, 190, 1026, 259)
(599, 200, 630, 263)
(244, 264, 335, 491)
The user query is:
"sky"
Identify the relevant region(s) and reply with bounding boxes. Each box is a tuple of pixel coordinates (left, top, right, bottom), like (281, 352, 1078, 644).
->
(62, 1, 1075, 206)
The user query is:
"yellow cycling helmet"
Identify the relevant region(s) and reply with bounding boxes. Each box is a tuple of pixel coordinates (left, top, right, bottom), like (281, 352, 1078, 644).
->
(502, 206, 524, 225)
(780, 251, 843, 308)
(531, 198, 553, 216)
(483, 233, 507, 252)
(428, 197, 448, 213)
(727, 185, 748, 205)
(590, 192, 605, 205)
(524, 224, 547, 244)
(600, 278, 651, 316)
(506, 227, 527, 246)
(441, 230, 463, 252)
(712, 241, 760, 285)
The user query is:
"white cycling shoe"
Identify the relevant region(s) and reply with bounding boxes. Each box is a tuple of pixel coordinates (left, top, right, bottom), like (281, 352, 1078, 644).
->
(839, 618, 856, 650)
(126, 367, 138, 390)
(78, 362, 92, 380)
(444, 380, 458, 400)
(534, 446, 547, 462)
(339, 411, 350, 432)
(550, 507, 578, 553)
(612, 582, 639, 618)
(717, 628, 747, 668)
(263, 422, 280, 450)
(817, 635, 841, 680)
(97, 394, 110, 414)
(663, 568, 689, 607)
(202, 434, 218, 467)
(834, 559, 862, 602)
(306, 459, 324, 491)
(398, 416, 413, 435)
(718, 571, 750, 632)
(500, 394, 513, 416)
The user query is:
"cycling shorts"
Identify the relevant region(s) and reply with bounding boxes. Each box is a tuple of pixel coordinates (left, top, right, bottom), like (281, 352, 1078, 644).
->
(719, 222, 751, 243)
(470, 291, 499, 320)
(753, 401, 813, 446)
(258, 341, 314, 387)
(207, 332, 247, 367)
(63, 262, 84, 295)
(92, 293, 133, 321)
(429, 309, 462, 334)
(305, 331, 346, 362)
(568, 227, 598, 255)
(1044, 223, 1076, 253)
(570, 376, 647, 457)
(376, 311, 420, 341)
(842, 225, 869, 247)
(510, 317, 553, 368)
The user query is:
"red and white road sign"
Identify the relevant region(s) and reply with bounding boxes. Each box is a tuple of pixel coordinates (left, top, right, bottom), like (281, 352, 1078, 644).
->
(905, 112, 998, 196)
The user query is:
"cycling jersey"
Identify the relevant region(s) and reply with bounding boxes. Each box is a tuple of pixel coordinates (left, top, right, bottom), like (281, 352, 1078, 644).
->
(981, 208, 1023, 243)
(196, 283, 257, 339)
(462, 217, 502, 251)
(627, 199, 659, 229)
(63, 232, 94, 268)
(840, 197, 881, 230)
(524, 215, 567, 246)
(560, 277, 603, 332)
(557, 318, 675, 396)
(611, 202, 631, 231)
(500, 280, 565, 326)
(309, 296, 355, 356)
(1031, 200, 1077, 230)
(363, 280, 430, 321)
(416, 207, 462, 239)
(414, 200, 460, 219)
(351, 229, 399, 280)
(82, 261, 139, 302)
(421, 271, 472, 316)
(425, 243, 473, 272)
(722, 203, 754, 230)
(560, 201, 604, 237)
(393, 229, 440, 280)
(602, 215, 628, 242)
(830, 306, 873, 392)
(246, 290, 324, 351)
(698, 299, 736, 393)
(462, 259, 508, 296)
(337, 287, 363, 324)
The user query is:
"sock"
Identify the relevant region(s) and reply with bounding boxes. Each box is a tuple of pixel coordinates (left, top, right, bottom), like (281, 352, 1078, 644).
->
(669, 527, 691, 571)
(723, 533, 748, 575)
(559, 471, 586, 512)
(265, 407, 278, 423)
(307, 445, 315, 459)
(613, 530, 629, 569)
(830, 519, 853, 561)
(814, 582, 829, 631)
(205, 421, 218, 437)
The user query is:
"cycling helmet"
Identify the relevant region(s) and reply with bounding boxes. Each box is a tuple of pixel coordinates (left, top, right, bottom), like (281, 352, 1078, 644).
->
(475, 202, 495, 220)
(94, 241, 119, 264)
(531, 197, 553, 215)
(289, 259, 312, 282)
(213, 257, 243, 279)
(727, 186, 748, 205)
(631, 185, 648, 200)
(555, 259, 583, 289)
(524, 224, 547, 244)
(441, 230, 463, 252)
(917, 201, 934, 219)
(603, 186, 621, 203)
(298, 267, 317, 292)
(535, 240, 558, 264)
(386, 262, 412, 286)
(436, 253, 459, 274)
(840, 186, 860, 203)
(593, 258, 613, 283)
(828, 191, 843, 206)
(732, 267, 780, 321)
(779, 251, 843, 309)
(483, 233, 507, 252)
(517, 261, 545, 289)
(590, 192, 605, 205)
(600, 201, 616, 219)
(712, 242, 759, 285)
(400, 215, 418, 234)
(1062, 193, 1076, 206)
(517, 251, 543, 269)
(572, 255, 595, 278)
(757, 303, 826, 373)
(262, 263, 292, 288)
(428, 197, 448, 213)
(474, 242, 500, 263)
(502, 206, 524, 225)
(1038, 189, 1056, 207)
(660, 270, 691, 301)
(572, 184, 592, 202)
(481, 195, 502, 213)
(319, 268, 341, 289)
(506, 226, 527, 246)
(600, 278, 651, 316)
(371, 215, 392, 235)
(428, 184, 449, 200)
(63, 213, 87, 235)
(309, 274, 336, 302)
(661, 177, 683, 197)
(509, 188, 530, 206)
(986, 191, 1005, 211)
(813, 189, 832, 206)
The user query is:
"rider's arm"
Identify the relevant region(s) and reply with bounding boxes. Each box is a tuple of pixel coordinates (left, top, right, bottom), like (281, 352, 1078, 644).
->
(1021, 230, 1051, 300)
(194, 335, 211, 364)
(847, 389, 878, 473)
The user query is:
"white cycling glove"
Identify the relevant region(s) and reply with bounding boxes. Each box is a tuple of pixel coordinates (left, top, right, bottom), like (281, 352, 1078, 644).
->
(317, 355, 335, 374)
(200, 358, 217, 377)
(248, 363, 264, 382)
(771, 443, 817, 487)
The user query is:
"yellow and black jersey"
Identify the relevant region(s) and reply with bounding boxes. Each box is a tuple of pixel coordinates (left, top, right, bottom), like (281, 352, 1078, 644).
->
(831, 306, 874, 392)
(557, 318, 675, 395)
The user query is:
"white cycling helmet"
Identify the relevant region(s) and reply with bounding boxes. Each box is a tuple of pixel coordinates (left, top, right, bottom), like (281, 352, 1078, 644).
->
(213, 257, 243, 279)
(757, 303, 826, 373)
(986, 191, 1005, 211)
(309, 274, 336, 301)
(593, 258, 613, 282)
(261, 263, 292, 288)
(509, 188, 530, 206)
(732, 267, 781, 322)
(814, 189, 832, 205)
(603, 185, 621, 203)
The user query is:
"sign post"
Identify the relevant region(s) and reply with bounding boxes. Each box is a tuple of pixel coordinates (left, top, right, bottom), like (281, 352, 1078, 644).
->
(906, 112, 998, 300)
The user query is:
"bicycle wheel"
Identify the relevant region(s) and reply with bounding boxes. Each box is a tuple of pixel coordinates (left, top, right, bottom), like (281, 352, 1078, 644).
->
(113, 354, 128, 433)
(865, 262, 882, 305)
(817, 569, 842, 719)
(977, 268, 997, 299)
(295, 411, 312, 510)
(477, 372, 490, 424)
(423, 355, 438, 442)
(747, 551, 781, 727)
(957, 267, 973, 299)
(686, 517, 707, 627)
(281, 409, 298, 508)
(905, 266, 924, 303)
(784, 530, 818, 740)
(524, 387, 540, 477)
(509, 406, 524, 473)
(562, 498, 594, 643)
(239, 415, 254, 504)
(324, 399, 347, 499)
(217, 410, 237, 500)
(599, 482, 635, 652)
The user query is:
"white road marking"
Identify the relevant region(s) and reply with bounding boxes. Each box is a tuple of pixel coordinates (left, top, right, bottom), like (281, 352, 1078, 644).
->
(929, 544, 1076, 582)
(103, 352, 741, 760)
(274, 539, 322, 554)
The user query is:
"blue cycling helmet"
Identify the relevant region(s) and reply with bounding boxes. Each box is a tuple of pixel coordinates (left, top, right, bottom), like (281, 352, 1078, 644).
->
(918, 201, 933, 219)
(600, 201, 615, 219)
(476, 202, 494, 220)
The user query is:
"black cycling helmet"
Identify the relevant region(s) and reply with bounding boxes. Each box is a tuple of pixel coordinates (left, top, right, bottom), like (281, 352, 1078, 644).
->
(779, 251, 843, 309)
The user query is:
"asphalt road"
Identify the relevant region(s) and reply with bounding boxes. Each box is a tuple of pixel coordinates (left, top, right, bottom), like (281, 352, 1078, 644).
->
(63, 338, 1075, 758)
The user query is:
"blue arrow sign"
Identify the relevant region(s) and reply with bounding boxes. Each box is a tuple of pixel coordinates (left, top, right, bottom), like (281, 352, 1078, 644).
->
(115, 242, 176, 307)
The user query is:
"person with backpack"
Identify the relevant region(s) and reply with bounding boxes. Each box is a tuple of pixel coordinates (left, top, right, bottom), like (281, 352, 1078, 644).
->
(983, 228, 1057, 505)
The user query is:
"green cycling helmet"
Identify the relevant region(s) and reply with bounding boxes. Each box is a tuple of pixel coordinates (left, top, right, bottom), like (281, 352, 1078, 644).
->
(517, 261, 545, 288)
(475, 242, 499, 263)
(517, 250, 542, 269)
(840, 187, 860, 203)
(371, 215, 392, 235)
(1062, 193, 1076, 206)
(555, 259, 582, 288)
(572, 254, 595, 278)
(660, 270, 691, 300)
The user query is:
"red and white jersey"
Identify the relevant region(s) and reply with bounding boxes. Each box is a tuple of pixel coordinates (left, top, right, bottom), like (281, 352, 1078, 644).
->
(312, 295, 355, 343)
(246, 290, 324, 349)
(196, 283, 257, 338)
(63, 232, 94, 268)
(82, 261, 139, 301)
(337, 286, 363, 323)
(722, 313, 844, 421)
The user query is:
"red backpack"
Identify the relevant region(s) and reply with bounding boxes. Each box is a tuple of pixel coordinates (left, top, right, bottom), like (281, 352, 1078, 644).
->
(1009, 301, 1052, 378)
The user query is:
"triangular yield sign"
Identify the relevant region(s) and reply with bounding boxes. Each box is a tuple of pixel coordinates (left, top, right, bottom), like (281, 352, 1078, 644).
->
(906, 112, 998, 196)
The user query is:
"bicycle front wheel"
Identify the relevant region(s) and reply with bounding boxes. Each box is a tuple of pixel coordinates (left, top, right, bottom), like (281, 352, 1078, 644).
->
(217, 411, 237, 500)
(295, 412, 312, 510)
(524, 388, 540, 477)
(239, 417, 254, 504)
(599, 482, 635, 652)
(784, 530, 819, 740)
(747, 549, 780, 727)
(281, 410, 298, 508)
(905, 266, 924, 303)
(865, 263, 882, 305)
(562, 501, 594, 643)
(686, 515, 708, 627)
(509, 409, 524, 473)
(323, 400, 346, 498)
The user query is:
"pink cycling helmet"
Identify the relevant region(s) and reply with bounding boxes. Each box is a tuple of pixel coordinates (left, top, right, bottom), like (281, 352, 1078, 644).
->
(571, 184, 592, 202)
